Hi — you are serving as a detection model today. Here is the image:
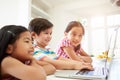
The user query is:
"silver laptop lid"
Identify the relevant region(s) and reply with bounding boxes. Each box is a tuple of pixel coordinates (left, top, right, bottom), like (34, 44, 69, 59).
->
(107, 26, 120, 80)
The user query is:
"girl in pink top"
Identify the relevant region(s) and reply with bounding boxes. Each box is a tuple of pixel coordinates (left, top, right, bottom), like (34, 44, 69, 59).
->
(56, 21, 92, 63)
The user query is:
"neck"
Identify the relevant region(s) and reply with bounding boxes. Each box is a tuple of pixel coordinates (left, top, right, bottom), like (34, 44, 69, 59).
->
(36, 41, 46, 49)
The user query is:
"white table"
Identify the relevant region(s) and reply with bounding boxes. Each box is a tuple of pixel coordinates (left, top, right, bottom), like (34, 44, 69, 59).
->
(47, 58, 120, 80)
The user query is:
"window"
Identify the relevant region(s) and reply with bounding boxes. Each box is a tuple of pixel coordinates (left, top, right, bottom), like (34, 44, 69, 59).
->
(107, 15, 120, 26)
(82, 14, 120, 57)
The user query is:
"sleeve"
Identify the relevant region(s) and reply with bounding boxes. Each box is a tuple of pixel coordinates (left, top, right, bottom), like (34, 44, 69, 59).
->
(55, 38, 72, 58)
(60, 38, 72, 48)
(33, 51, 47, 60)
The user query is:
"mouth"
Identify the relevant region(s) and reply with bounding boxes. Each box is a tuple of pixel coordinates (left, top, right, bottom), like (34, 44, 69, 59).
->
(29, 51, 34, 55)
(45, 39, 51, 43)
(72, 41, 80, 47)
(72, 41, 78, 44)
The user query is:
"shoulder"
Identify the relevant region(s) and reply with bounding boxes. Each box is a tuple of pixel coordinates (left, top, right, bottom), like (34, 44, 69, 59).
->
(1, 56, 20, 66)
(59, 37, 71, 47)
(1, 56, 24, 73)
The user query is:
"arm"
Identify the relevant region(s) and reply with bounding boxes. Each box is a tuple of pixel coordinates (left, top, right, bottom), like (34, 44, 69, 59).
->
(42, 57, 93, 70)
(1, 57, 46, 80)
(63, 46, 84, 62)
(36, 60, 56, 75)
(79, 48, 92, 63)
(63, 46, 92, 63)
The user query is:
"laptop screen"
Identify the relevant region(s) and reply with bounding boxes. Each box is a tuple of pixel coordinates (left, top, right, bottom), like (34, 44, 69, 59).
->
(108, 26, 120, 58)
(106, 26, 120, 80)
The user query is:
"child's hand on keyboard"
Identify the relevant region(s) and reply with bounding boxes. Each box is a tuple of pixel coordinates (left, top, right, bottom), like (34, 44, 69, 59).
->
(80, 62, 94, 71)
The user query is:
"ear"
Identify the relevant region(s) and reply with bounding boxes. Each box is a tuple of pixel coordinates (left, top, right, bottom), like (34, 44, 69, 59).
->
(64, 32, 68, 36)
(31, 32, 37, 39)
(6, 44, 13, 54)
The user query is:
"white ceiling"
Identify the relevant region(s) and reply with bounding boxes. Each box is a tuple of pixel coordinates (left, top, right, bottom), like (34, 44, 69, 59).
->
(32, 0, 120, 17)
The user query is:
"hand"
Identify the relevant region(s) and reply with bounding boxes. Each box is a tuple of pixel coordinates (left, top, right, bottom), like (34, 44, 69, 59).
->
(81, 62, 94, 71)
(29, 59, 44, 69)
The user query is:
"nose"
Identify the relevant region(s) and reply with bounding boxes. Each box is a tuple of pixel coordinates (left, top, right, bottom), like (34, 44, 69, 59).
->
(74, 36, 80, 41)
(30, 43, 34, 49)
(31, 45, 34, 51)
(48, 34, 52, 39)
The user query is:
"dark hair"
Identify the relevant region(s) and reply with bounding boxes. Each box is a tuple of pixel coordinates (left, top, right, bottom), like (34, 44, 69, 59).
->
(28, 18, 53, 35)
(65, 21, 85, 51)
(65, 21, 85, 35)
(0, 25, 28, 64)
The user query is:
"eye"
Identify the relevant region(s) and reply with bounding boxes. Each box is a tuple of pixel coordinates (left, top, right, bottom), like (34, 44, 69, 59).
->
(44, 32, 49, 34)
(25, 40, 29, 43)
(79, 35, 83, 38)
(50, 32, 52, 35)
(72, 33, 76, 36)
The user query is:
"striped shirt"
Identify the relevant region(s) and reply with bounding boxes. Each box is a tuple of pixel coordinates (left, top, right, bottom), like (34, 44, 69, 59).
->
(55, 37, 82, 58)
(33, 43, 59, 60)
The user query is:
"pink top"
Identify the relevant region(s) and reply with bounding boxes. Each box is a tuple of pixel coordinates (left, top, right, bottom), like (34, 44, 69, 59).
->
(55, 37, 82, 58)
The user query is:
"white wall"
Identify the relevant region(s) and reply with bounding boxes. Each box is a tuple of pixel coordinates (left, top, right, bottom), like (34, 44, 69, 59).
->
(0, 0, 31, 28)
(47, 7, 78, 50)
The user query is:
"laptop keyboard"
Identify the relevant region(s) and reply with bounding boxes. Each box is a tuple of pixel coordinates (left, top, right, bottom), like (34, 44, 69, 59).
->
(76, 67, 108, 76)
(94, 67, 105, 75)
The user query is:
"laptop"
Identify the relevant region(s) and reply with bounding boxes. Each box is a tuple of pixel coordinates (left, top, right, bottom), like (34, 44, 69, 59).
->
(54, 58, 110, 80)
(54, 27, 118, 80)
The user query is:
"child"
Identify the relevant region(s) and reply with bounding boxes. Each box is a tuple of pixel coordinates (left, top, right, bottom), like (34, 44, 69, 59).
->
(0, 25, 55, 80)
(55, 21, 92, 63)
(28, 18, 93, 70)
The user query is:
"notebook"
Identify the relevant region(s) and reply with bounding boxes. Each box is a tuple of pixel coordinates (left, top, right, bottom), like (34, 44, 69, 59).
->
(54, 27, 118, 80)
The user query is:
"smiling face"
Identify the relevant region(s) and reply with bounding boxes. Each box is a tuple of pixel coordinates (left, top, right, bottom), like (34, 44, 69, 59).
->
(33, 27, 52, 49)
(65, 26, 83, 47)
(7, 31, 34, 62)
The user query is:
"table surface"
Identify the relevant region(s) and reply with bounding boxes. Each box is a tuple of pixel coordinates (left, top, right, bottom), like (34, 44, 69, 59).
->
(47, 58, 120, 80)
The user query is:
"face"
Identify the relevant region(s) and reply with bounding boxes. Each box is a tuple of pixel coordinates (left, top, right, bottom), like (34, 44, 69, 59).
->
(34, 28, 52, 48)
(65, 26, 83, 47)
(9, 31, 34, 62)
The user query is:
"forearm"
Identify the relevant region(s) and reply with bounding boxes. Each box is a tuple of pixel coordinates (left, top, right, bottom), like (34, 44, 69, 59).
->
(63, 47, 85, 62)
(13, 64, 46, 80)
(36, 60, 56, 75)
(70, 55, 92, 63)
(42, 64, 56, 75)
(43, 58, 75, 70)
(65, 51, 84, 62)
(26, 66, 46, 80)
(80, 56, 92, 63)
